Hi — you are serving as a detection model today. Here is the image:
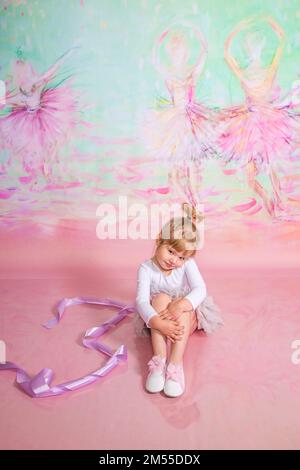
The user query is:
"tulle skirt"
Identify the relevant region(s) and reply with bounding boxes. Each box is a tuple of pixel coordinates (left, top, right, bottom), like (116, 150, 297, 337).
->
(0, 84, 78, 173)
(218, 101, 300, 174)
(141, 100, 220, 168)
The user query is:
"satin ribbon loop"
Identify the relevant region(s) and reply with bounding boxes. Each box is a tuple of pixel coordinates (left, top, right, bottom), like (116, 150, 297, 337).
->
(0, 297, 136, 397)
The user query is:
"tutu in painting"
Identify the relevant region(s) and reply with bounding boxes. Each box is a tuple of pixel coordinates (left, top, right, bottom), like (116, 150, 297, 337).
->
(0, 46, 80, 187)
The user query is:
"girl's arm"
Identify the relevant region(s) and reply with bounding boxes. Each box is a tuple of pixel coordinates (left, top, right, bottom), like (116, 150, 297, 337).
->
(159, 258, 207, 320)
(135, 264, 158, 328)
(159, 258, 207, 319)
(183, 258, 207, 310)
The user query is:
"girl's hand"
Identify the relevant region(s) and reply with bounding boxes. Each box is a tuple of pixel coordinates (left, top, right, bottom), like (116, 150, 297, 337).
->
(158, 319, 184, 343)
(159, 298, 192, 321)
(159, 308, 180, 321)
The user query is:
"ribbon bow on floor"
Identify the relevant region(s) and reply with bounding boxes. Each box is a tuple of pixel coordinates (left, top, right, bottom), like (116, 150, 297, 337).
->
(0, 297, 136, 398)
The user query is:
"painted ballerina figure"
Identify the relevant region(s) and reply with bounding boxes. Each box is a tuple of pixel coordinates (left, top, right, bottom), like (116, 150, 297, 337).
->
(0, 46, 79, 188)
(219, 16, 299, 216)
(142, 23, 218, 207)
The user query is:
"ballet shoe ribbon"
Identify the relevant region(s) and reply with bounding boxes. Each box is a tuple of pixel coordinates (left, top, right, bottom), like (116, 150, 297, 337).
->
(0, 297, 136, 397)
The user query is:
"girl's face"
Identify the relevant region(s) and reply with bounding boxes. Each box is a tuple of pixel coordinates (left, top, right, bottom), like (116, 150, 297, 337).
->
(154, 243, 189, 272)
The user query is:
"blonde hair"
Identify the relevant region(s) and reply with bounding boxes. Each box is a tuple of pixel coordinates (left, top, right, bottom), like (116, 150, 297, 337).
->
(155, 203, 204, 257)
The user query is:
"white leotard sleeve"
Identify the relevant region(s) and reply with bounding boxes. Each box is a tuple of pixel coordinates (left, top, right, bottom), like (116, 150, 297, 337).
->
(135, 264, 158, 328)
(183, 258, 207, 309)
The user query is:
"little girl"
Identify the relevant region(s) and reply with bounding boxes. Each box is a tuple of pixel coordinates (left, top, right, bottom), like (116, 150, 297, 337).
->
(135, 203, 223, 397)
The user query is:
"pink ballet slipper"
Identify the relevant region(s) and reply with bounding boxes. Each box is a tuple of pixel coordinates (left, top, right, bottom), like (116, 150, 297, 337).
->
(164, 362, 185, 397)
(145, 355, 166, 393)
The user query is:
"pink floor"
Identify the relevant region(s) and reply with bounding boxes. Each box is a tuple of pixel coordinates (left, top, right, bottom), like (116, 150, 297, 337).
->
(1, 222, 300, 450)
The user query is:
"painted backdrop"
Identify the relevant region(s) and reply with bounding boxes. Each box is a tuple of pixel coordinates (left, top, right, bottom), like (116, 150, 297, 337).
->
(0, 0, 300, 253)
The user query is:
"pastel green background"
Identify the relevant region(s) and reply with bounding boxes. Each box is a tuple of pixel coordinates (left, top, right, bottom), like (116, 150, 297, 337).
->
(0, 0, 299, 226)
(1, 0, 299, 137)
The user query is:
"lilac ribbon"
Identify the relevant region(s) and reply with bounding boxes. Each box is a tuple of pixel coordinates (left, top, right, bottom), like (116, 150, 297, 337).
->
(0, 297, 136, 397)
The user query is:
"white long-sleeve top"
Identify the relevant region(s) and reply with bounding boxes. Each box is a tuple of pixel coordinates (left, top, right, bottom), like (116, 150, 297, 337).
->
(135, 257, 207, 328)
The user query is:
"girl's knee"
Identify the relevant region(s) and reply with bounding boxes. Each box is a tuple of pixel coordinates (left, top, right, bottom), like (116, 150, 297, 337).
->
(177, 310, 193, 325)
(177, 310, 197, 332)
(151, 293, 171, 310)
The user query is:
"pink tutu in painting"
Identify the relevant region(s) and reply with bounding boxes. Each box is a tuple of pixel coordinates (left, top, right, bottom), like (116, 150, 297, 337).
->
(0, 47, 80, 179)
(0, 84, 78, 175)
(142, 82, 219, 168)
(218, 91, 300, 175)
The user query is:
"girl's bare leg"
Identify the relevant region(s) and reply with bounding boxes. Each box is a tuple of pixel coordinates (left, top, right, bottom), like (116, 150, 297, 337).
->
(247, 160, 275, 216)
(150, 293, 172, 359)
(169, 310, 197, 364)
